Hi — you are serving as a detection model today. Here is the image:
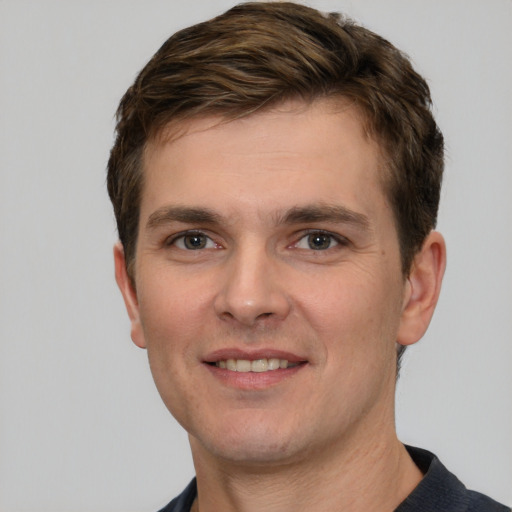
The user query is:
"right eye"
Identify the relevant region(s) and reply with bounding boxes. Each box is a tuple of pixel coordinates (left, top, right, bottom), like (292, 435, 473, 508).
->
(295, 232, 339, 251)
(169, 232, 218, 250)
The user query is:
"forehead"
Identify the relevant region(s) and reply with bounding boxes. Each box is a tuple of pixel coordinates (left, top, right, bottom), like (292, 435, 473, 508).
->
(141, 98, 390, 226)
(147, 97, 382, 167)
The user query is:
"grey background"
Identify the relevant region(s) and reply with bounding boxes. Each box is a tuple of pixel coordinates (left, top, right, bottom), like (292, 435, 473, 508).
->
(1, 0, 511, 510)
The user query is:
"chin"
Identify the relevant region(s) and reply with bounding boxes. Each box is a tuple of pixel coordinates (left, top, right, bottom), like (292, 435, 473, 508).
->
(206, 440, 298, 466)
(190, 419, 306, 466)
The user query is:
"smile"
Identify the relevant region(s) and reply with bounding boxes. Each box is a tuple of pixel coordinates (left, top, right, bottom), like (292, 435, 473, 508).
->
(214, 358, 299, 372)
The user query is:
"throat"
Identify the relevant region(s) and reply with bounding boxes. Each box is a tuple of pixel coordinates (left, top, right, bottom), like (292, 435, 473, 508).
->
(189, 437, 423, 512)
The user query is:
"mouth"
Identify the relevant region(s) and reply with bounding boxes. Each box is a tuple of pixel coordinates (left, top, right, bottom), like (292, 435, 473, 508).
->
(209, 358, 302, 373)
(203, 350, 308, 388)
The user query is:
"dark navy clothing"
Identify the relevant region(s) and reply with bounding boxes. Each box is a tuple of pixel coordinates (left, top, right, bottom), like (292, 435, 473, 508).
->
(159, 479, 197, 512)
(395, 447, 510, 512)
(158, 446, 510, 511)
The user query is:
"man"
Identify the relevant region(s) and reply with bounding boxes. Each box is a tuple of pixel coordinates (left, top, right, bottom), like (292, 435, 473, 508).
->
(107, 2, 509, 511)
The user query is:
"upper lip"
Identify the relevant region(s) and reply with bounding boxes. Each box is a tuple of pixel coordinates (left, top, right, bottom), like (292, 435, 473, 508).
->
(203, 348, 307, 364)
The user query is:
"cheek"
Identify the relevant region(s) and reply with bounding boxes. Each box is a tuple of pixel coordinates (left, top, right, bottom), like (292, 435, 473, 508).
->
(296, 268, 403, 358)
(137, 275, 209, 423)
(135, 277, 214, 411)
(138, 269, 213, 341)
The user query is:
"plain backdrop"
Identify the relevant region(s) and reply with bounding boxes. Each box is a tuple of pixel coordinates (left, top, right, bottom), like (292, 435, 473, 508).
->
(1, 1, 511, 510)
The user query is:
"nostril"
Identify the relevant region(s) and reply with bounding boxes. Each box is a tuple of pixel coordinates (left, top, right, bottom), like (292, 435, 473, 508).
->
(214, 284, 291, 326)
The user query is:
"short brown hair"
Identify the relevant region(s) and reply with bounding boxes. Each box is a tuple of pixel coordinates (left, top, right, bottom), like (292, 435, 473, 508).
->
(107, 1, 443, 280)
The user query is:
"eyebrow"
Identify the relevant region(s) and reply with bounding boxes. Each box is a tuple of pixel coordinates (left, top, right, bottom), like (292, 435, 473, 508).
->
(146, 206, 223, 230)
(145, 203, 371, 231)
(279, 204, 371, 231)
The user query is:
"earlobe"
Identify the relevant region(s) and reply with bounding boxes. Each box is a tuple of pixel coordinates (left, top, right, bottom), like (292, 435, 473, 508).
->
(113, 242, 147, 349)
(397, 231, 446, 346)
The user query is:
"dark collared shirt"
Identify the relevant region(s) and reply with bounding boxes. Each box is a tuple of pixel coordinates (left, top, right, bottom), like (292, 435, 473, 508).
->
(158, 446, 510, 512)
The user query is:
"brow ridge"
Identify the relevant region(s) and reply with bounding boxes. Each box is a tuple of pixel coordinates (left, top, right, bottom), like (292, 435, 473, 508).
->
(146, 203, 370, 231)
(279, 204, 370, 230)
(146, 206, 223, 230)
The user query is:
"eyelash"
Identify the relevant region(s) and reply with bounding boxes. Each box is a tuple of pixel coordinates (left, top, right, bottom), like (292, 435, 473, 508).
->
(164, 230, 219, 250)
(164, 229, 349, 252)
(293, 230, 349, 251)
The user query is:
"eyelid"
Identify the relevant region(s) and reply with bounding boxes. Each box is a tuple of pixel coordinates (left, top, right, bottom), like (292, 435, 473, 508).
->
(164, 229, 219, 249)
(162, 228, 349, 250)
(294, 229, 349, 246)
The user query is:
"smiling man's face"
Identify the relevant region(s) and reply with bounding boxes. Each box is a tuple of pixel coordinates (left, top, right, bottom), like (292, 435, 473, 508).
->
(115, 99, 418, 467)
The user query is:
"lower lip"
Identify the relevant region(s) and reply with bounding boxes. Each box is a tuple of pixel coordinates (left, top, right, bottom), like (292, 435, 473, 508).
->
(203, 363, 306, 390)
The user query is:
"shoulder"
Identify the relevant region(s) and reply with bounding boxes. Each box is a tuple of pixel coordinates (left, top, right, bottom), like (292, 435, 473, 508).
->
(157, 479, 197, 512)
(396, 446, 510, 512)
(466, 490, 511, 512)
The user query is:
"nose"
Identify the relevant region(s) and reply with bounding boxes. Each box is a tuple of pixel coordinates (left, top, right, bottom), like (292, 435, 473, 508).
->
(213, 244, 291, 327)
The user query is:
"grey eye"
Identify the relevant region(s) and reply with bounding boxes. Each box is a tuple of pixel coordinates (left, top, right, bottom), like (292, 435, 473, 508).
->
(183, 234, 208, 250)
(169, 231, 219, 251)
(307, 233, 333, 250)
(295, 232, 340, 251)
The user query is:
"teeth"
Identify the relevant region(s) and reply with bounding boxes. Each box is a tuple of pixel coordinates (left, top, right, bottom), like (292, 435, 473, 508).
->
(215, 358, 295, 372)
(267, 358, 280, 370)
(251, 359, 268, 372)
(236, 359, 251, 372)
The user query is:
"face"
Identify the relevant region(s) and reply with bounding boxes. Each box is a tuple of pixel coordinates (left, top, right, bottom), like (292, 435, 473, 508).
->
(115, 99, 433, 467)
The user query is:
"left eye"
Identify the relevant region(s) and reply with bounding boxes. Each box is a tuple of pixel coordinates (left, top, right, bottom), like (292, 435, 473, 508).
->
(295, 232, 339, 250)
(172, 233, 217, 250)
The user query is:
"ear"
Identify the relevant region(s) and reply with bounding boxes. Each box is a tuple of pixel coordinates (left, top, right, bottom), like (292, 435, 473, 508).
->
(113, 242, 147, 349)
(397, 231, 446, 346)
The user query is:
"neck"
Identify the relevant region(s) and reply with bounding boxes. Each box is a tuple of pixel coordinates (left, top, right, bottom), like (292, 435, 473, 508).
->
(189, 427, 422, 512)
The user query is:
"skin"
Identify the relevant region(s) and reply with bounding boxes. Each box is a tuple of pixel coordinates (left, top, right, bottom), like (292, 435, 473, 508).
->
(115, 98, 446, 512)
